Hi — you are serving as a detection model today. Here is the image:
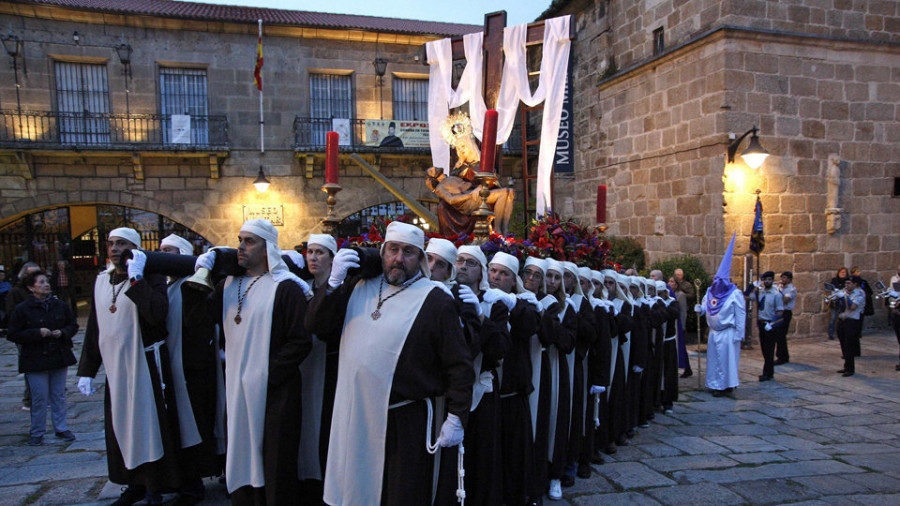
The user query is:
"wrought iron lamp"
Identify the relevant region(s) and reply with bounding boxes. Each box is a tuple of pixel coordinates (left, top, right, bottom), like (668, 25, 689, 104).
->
(727, 126, 770, 169)
(253, 166, 271, 192)
(373, 57, 388, 119)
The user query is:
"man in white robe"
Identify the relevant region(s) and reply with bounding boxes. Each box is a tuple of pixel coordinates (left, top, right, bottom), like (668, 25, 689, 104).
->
(306, 221, 473, 505)
(695, 234, 745, 397)
(193, 219, 312, 505)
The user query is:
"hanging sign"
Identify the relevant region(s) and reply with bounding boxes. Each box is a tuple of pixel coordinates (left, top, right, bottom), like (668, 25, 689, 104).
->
(554, 55, 574, 173)
(243, 204, 284, 226)
(171, 114, 192, 144)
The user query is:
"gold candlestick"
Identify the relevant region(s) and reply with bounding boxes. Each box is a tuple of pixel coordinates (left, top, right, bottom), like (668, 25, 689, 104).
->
(321, 182, 342, 236)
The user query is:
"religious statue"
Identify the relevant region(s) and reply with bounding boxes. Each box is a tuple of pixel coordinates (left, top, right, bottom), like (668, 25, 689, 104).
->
(826, 155, 842, 235)
(425, 112, 514, 236)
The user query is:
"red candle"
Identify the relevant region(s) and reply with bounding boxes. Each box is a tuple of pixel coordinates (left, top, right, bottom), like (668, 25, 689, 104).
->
(596, 184, 607, 223)
(325, 131, 339, 184)
(480, 109, 498, 173)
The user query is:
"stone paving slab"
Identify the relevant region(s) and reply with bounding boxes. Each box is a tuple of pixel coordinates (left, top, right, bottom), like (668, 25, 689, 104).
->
(724, 478, 819, 504)
(672, 459, 865, 484)
(593, 461, 676, 489)
(645, 482, 745, 505)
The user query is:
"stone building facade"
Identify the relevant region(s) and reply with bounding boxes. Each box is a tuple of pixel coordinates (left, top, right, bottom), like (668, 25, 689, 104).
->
(0, 0, 489, 285)
(545, 0, 900, 334)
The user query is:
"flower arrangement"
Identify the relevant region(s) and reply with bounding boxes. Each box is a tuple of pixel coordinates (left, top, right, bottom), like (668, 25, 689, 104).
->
(328, 213, 613, 270)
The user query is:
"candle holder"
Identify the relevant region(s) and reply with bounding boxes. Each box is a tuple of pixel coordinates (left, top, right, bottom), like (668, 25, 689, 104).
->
(471, 170, 497, 244)
(597, 225, 608, 233)
(321, 182, 342, 236)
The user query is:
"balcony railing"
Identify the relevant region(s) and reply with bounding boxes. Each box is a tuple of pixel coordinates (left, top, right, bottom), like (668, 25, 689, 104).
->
(293, 117, 522, 155)
(0, 110, 229, 150)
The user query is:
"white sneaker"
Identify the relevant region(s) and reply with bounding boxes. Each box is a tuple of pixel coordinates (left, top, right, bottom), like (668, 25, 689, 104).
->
(548, 479, 562, 500)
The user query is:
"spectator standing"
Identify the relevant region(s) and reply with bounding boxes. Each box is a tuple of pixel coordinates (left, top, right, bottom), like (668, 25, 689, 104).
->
(6, 270, 79, 446)
(745, 271, 783, 382)
(828, 267, 849, 340)
(668, 276, 692, 378)
(50, 260, 77, 315)
(673, 269, 696, 306)
(890, 266, 900, 287)
(775, 272, 796, 365)
(0, 268, 11, 327)
(7, 262, 41, 411)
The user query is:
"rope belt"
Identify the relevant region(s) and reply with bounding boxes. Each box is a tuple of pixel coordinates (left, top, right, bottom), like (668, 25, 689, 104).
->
(424, 398, 466, 505)
(144, 341, 166, 408)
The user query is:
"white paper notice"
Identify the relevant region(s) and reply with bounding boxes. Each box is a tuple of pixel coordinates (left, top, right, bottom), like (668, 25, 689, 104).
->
(171, 115, 191, 144)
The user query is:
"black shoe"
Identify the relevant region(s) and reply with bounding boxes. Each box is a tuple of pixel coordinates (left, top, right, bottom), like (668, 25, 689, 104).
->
(895, 363, 900, 371)
(591, 452, 605, 464)
(577, 463, 592, 478)
(837, 369, 846, 374)
(173, 493, 204, 506)
(712, 390, 725, 397)
(774, 359, 789, 365)
(110, 486, 146, 506)
(604, 443, 617, 455)
(626, 429, 635, 438)
(615, 435, 628, 446)
(680, 369, 693, 378)
(561, 475, 576, 487)
(758, 375, 773, 382)
(26, 436, 42, 446)
(55, 430, 76, 442)
(842, 371, 854, 377)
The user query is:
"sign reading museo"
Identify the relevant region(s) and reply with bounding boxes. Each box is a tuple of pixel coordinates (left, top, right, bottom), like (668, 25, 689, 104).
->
(364, 120, 430, 148)
(554, 55, 574, 173)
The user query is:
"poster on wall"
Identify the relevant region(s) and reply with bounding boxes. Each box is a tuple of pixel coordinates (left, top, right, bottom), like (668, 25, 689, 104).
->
(554, 54, 574, 173)
(364, 120, 430, 148)
(243, 205, 284, 226)
(171, 114, 192, 144)
(332, 118, 352, 146)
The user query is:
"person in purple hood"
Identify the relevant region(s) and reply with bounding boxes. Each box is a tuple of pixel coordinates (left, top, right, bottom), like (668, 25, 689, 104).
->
(694, 234, 746, 397)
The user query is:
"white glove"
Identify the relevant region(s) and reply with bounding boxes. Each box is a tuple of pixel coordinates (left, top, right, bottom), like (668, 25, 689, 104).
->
(633, 365, 644, 373)
(328, 249, 360, 289)
(484, 288, 516, 311)
(694, 304, 704, 314)
(77, 377, 94, 396)
(283, 249, 306, 270)
(126, 250, 146, 279)
(764, 322, 773, 332)
(292, 277, 313, 299)
(434, 282, 453, 297)
(590, 385, 607, 395)
(888, 290, 900, 298)
(540, 294, 558, 311)
(753, 280, 762, 288)
(457, 284, 483, 318)
(219, 349, 226, 362)
(195, 250, 216, 271)
(517, 291, 541, 312)
(437, 413, 464, 447)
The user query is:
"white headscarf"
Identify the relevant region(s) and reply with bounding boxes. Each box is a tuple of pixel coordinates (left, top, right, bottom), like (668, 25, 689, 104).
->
(307, 234, 338, 255)
(381, 221, 430, 278)
(240, 219, 293, 283)
(562, 261, 584, 297)
(523, 256, 547, 295)
(544, 258, 567, 303)
(577, 266, 594, 302)
(489, 251, 524, 294)
(160, 234, 193, 256)
(457, 245, 490, 291)
(426, 238, 458, 279)
(109, 227, 142, 249)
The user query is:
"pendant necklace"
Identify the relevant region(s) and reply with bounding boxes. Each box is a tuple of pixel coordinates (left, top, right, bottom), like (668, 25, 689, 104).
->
(109, 278, 128, 313)
(371, 273, 421, 320)
(235, 273, 266, 324)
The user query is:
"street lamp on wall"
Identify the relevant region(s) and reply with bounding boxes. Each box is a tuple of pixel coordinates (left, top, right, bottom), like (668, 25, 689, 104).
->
(253, 166, 271, 192)
(115, 43, 133, 114)
(727, 126, 770, 169)
(373, 57, 388, 120)
(2, 34, 25, 107)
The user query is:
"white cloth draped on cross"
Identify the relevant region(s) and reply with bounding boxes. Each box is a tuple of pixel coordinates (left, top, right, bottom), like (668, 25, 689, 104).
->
(426, 15, 572, 217)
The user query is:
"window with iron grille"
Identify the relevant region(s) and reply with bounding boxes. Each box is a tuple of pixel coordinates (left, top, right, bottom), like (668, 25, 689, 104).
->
(54, 62, 111, 144)
(392, 77, 428, 121)
(159, 67, 209, 144)
(653, 27, 665, 56)
(309, 73, 353, 145)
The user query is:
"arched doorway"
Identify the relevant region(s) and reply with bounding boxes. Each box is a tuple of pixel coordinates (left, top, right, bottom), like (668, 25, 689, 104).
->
(0, 204, 211, 307)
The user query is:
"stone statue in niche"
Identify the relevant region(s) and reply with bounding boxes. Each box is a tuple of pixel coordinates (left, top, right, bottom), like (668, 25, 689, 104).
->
(826, 155, 842, 235)
(425, 112, 514, 236)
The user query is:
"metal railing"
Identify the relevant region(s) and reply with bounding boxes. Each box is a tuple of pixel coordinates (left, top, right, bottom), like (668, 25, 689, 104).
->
(293, 116, 522, 154)
(0, 110, 229, 150)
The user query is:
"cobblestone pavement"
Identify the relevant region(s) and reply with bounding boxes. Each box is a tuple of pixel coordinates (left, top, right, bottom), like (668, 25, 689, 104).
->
(2, 327, 900, 505)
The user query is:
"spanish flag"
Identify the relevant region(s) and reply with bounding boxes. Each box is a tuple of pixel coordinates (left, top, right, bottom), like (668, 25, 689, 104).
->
(253, 20, 263, 91)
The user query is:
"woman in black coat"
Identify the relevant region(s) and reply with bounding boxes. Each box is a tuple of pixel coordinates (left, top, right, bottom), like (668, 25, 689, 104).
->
(7, 270, 79, 446)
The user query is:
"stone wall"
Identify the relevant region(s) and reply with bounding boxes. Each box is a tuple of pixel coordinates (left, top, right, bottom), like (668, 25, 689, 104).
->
(560, 0, 900, 335)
